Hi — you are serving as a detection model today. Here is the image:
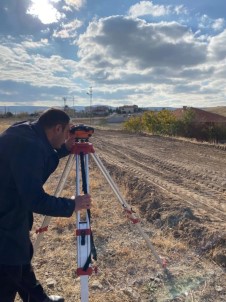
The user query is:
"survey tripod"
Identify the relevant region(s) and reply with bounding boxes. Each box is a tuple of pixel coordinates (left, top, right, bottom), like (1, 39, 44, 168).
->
(34, 125, 166, 302)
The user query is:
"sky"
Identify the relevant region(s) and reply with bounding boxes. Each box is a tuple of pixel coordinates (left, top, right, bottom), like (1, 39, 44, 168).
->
(0, 0, 226, 109)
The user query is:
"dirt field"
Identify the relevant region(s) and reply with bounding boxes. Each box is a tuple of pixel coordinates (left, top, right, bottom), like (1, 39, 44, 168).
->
(15, 128, 226, 301)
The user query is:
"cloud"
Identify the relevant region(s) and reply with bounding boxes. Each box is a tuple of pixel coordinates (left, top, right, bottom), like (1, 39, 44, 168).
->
(77, 16, 207, 76)
(1, 4, 226, 108)
(0, 0, 45, 35)
(53, 19, 83, 39)
(74, 15, 226, 107)
(128, 1, 170, 17)
(0, 37, 80, 90)
(21, 39, 49, 49)
(198, 14, 225, 32)
(128, 1, 187, 18)
(62, 5, 73, 12)
(174, 5, 188, 16)
(64, 0, 86, 10)
(208, 29, 226, 60)
(26, 0, 65, 24)
(212, 18, 225, 31)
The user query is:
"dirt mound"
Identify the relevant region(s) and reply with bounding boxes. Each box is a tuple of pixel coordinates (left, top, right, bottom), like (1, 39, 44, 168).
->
(104, 161, 226, 267)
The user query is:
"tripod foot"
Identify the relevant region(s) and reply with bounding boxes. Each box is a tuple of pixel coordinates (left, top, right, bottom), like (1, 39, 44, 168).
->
(43, 295, 64, 302)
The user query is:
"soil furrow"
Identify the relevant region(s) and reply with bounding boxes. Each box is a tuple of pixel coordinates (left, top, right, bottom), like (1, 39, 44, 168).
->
(92, 130, 226, 224)
(98, 152, 226, 223)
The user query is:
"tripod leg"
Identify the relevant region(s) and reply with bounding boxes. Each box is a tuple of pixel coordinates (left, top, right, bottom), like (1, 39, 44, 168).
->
(54, 154, 75, 197)
(76, 153, 91, 302)
(91, 153, 165, 269)
(33, 154, 74, 255)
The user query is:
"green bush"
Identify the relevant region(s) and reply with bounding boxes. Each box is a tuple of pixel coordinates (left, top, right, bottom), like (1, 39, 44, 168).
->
(123, 109, 226, 143)
(123, 116, 143, 132)
(124, 110, 177, 135)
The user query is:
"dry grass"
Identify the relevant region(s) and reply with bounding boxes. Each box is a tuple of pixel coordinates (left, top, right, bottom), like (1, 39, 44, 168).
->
(204, 106, 226, 117)
(0, 119, 13, 133)
(28, 160, 225, 302)
(152, 232, 187, 253)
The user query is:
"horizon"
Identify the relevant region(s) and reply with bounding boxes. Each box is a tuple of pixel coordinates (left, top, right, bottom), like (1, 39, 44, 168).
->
(1, 1, 226, 110)
(1, 104, 226, 115)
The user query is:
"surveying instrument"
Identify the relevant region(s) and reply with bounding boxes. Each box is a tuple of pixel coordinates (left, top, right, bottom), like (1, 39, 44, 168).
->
(34, 124, 166, 302)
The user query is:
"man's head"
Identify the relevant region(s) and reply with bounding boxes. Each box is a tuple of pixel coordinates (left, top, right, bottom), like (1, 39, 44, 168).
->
(38, 108, 70, 149)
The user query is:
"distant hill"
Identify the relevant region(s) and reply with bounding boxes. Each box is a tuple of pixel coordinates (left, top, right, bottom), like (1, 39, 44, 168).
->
(0, 106, 49, 114)
(1, 105, 178, 114)
(0, 105, 85, 114)
(4, 105, 224, 115)
(204, 106, 226, 117)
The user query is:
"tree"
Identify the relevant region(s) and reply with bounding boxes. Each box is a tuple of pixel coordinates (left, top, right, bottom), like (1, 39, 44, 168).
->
(116, 107, 121, 114)
(5, 112, 13, 118)
(156, 110, 177, 135)
(142, 111, 158, 133)
(179, 108, 196, 137)
(141, 110, 177, 135)
(123, 116, 143, 132)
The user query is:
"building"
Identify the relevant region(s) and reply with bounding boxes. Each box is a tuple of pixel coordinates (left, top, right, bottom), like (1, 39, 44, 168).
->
(118, 105, 138, 114)
(173, 106, 226, 142)
(173, 106, 226, 124)
(85, 105, 109, 116)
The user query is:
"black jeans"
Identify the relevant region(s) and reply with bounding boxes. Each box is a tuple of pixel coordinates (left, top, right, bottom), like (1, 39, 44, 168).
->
(0, 264, 48, 302)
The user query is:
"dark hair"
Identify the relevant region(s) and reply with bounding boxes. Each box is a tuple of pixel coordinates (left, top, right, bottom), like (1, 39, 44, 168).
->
(38, 108, 70, 129)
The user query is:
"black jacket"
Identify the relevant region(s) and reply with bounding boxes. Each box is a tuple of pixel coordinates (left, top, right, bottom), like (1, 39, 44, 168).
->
(0, 121, 75, 265)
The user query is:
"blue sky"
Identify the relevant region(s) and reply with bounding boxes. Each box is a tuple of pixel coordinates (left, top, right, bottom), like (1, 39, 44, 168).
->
(0, 0, 226, 109)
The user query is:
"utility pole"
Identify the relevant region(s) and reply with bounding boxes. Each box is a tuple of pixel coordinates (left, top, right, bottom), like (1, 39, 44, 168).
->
(86, 87, 92, 125)
(63, 97, 67, 110)
(73, 96, 75, 117)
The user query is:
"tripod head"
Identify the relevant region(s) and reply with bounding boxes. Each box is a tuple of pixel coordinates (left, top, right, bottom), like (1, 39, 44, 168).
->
(70, 124, 94, 141)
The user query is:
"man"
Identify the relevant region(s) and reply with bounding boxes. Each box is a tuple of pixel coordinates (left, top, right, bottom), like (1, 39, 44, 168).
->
(0, 108, 92, 302)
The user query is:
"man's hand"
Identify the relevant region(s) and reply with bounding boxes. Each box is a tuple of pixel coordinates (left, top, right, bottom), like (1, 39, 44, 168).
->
(65, 136, 75, 151)
(72, 194, 92, 212)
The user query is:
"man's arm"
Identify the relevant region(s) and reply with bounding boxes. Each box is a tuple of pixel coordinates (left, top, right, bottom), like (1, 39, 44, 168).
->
(10, 143, 75, 217)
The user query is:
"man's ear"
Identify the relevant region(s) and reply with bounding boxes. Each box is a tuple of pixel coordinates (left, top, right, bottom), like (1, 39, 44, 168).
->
(55, 124, 62, 133)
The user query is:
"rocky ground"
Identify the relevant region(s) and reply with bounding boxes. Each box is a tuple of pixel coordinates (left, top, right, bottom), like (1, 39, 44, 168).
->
(16, 129, 226, 301)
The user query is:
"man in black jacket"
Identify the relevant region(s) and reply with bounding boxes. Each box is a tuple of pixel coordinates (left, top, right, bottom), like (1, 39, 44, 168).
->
(0, 108, 92, 302)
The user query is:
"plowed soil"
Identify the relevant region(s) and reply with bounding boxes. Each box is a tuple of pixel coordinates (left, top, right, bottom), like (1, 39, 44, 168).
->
(21, 129, 226, 302)
(93, 129, 226, 230)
